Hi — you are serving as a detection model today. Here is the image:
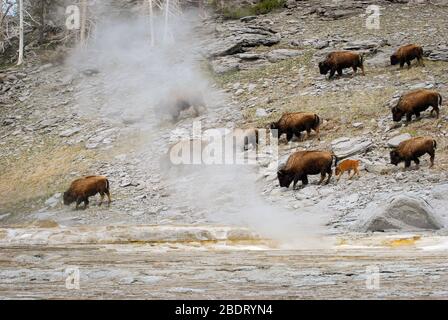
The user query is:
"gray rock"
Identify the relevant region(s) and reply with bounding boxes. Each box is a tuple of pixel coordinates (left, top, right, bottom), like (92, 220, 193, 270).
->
(206, 26, 280, 58)
(59, 127, 81, 138)
(211, 57, 240, 74)
(255, 108, 268, 118)
(331, 137, 373, 159)
(236, 53, 264, 61)
(45, 193, 61, 208)
(240, 16, 257, 23)
(266, 49, 302, 63)
(343, 39, 388, 51)
(387, 133, 411, 148)
(362, 195, 443, 231)
(426, 46, 448, 62)
(365, 163, 399, 175)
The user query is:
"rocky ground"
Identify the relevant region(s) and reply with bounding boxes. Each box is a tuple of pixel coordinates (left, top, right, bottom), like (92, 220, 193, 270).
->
(1, 0, 448, 299)
(1, 0, 448, 233)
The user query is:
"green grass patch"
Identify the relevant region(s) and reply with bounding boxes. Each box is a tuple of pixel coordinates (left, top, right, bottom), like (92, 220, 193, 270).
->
(215, 0, 286, 20)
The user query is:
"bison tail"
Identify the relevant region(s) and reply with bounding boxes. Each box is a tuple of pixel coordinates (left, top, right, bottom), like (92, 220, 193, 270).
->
(433, 140, 437, 150)
(438, 93, 443, 107)
(314, 114, 321, 128)
(105, 178, 110, 191)
(418, 46, 424, 57)
(359, 53, 365, 66)
(331, 153, 338, 167)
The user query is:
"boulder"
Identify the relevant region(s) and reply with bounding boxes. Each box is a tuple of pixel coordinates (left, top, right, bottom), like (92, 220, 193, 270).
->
(362, 195, 443, 231)
(331, 137, 373, 159)
(211, 57, 240, 74)
(425, 46, 448, 62)
(387, 133, 411, 148)
(266, 49, 302, 63)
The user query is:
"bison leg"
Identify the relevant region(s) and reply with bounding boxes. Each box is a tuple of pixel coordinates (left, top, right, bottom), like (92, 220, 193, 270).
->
(400, 61, 405, 69)
(83, 198, 89, 210)
(406, 60, 411, 69)
(336, 173, 342, 182)
(404, 160, 412, 169)
(337, 68, 343, 77)
(105, 190, 112, 205)
(306, 129, 311, 139)
(325, 167, 332, 184)
(315, 127, 321, 141)
(286, 130, 294, 143)
(418, 57, 425, 67)
(413, 157, 420, 167)
(360, 65, 366, 76)
(406, 113, 413, 123)
(301, 175, 309, 186)
(432, 106, 440, 118)
(428, 151, 435, 168)
(329, 69, 336, 79)
(99, 193, 105, 206)
(292, 176, 301, 190)
(75, 198, 83, 210)
(318, 173, 325, 185)
(415, 111, 421, 120)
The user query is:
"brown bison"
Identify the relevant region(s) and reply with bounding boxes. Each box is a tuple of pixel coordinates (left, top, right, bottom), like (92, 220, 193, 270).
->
(231, 128, 259, 151)
(277, 151, 336, 189)
(63, 176, 111, 209)
(390, 137, 437, 169)
(392, 89, 443, 122)
(270, 112, 321, 143)
(157, 89, 206, 122)
(390, 44, 424, 69)
(319, 51, 365, 79)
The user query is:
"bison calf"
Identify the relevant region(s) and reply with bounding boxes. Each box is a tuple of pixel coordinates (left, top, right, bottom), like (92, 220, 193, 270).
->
(270, 112, 320, 143)
(392, 89, 443, 122)
(63, 176, 111, 209)
(277, 151, 336, 189)
(335, 159, 360, 182)
(390, 137, 436, 169)
(391, 44, 424, 69)
(319, 51, 365, 79)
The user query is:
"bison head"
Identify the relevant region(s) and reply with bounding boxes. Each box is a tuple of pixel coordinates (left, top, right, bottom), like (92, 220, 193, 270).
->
(319, 61, 330, 75)
(390, 150, 402, 166)
(390, 54, 399, 66)
(63, 191, 76, 205)
(277, 169, 294, 188)
(335, 167, 341, 176)
(391, 106, 404, 122)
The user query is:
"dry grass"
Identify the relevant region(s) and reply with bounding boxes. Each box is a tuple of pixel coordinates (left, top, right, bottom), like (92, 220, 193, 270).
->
(0, 143, 93, 213)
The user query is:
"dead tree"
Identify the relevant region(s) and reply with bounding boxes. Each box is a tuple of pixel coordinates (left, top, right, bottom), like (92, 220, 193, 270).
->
(80, 0, 87, 46)
(17, 0, 24, 65)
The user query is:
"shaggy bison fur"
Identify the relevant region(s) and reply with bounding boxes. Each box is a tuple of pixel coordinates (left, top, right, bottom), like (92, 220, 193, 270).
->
(319, 51, 365, 79)
(270, 112, 321, 143)
(63, 176, 111, 209)
(392, 89, 443, 122)
(277, 151, 336, 189)
(390, 136, 437, 169)
(390, 44, 424, 69)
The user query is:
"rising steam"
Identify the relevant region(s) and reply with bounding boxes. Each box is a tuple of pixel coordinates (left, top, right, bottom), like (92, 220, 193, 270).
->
(66, 3, 333, 249)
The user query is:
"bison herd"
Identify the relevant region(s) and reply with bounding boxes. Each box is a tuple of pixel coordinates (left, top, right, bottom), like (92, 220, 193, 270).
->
(63, 44, 444, 209)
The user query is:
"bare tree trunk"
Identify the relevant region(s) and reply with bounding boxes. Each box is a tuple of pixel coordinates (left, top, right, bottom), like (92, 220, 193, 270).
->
(38, 0, 45, 45)
(80, 0, 87, 46)
(163, 0, 170, 43)
(147, 0, 155, 47)
(17, 0, 24, 65)
(0, 0, 4, 45)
